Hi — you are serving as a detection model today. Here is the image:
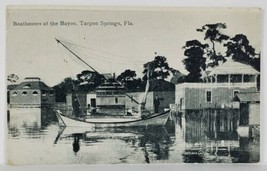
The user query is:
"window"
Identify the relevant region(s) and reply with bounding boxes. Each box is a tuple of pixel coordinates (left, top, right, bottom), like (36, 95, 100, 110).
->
(23, 84, 31, 89)
(32, 91, 38, 96)
(233, 90, 239, 97)
(41, 91, 46, 96)
(115, 97, 118, 104)
(106, 92, 112, 95)
(244, 75, 255, 82)
(206, 90, 212, 103)
(230, 74, 242, 83)
(180, 98, 184, 110)
(217, 75, 229, 83)
(12, 92, 17, 96)
(22, 91, 27, 96)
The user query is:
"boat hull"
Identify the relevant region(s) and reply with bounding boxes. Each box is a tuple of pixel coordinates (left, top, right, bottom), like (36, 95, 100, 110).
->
(56, 110, 170, 128)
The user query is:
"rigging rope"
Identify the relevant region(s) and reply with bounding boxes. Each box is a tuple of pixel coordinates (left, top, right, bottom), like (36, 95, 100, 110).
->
(56, 38, 142, 106)
(57, 42, 85, 116)
(61, 40, 147, 63)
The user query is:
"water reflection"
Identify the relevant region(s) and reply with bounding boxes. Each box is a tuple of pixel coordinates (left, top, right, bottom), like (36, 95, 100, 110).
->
(7, 108, 259, 164)
(8, 107, 57, 138)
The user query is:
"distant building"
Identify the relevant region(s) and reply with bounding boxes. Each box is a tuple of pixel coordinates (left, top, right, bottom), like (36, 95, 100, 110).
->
(232, 92, 260, 137)
(94, 79, 126, 115)
(9, 77, 55, 108)
(126, 79, 175, 113)
(66, 78, 126, 116)
(175, 60, 260, 112)
(7, 84, 18, 104)
(233, 92, 260, 126)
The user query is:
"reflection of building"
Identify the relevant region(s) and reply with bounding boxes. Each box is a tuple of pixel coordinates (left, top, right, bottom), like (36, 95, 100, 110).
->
(175, 60, 259, 111)
(8, 107, 56, 128)
(9, 77, 55, 108)
(126, 79, 175, 113)
(184, 112, 240, 163)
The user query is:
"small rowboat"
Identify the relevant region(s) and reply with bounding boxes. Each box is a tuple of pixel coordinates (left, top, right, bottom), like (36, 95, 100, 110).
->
(55, 110, 170, 128)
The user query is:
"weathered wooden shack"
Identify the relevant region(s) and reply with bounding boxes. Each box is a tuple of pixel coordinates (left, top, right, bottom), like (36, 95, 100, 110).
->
(94, 79, 126, 115)
(126, 79, 175, 113)
(233, 92, 260, 126)
(232, 92, 260, 137)
(175, 60, 260, 112)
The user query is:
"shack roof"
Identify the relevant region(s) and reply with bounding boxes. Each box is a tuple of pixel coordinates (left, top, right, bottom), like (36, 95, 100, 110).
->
(129, 79, 175, 92)
(96, 80, 125, 91)
(7, 84, 18, 91)
(232, 92, 260, 102)
(149, 79, 175, 91)
(208, 59, 259, 76)
(12, 80, 53, 91)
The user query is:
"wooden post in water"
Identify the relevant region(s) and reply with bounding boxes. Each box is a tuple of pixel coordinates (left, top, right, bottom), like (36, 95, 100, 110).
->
(214, 108, 217, 139)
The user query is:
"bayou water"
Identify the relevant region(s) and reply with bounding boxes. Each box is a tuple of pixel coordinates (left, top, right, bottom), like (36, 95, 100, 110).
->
(7, 107, 260, 165)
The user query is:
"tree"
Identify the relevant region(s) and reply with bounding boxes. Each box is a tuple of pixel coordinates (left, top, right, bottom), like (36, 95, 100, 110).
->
(7, 74, 19, 83)
(142, 56, 170, 81)
(117, 69, 142, 90)
(76, 70, 105, 92)
(197, 23, 229, 67)
(117, 69, 137, 82)
(53, 77, 76, 102)
(182, 40, 208, 82)
(170, 68, 185, 84)
(224, 34, 260, 71)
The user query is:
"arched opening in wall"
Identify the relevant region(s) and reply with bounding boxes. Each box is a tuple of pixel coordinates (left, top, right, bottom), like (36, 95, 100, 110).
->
(115, 97, 118, 104)
(50, 91, 54, 96)
(22, 91, 27, 96)
(42, 91, 46, 96)
(23, 84, 31, 89)
(33, 91, 38, 96)
(12, 92, 17, 96)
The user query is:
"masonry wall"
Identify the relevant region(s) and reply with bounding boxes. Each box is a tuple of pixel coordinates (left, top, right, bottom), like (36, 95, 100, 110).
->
(10, 89, 41, 107)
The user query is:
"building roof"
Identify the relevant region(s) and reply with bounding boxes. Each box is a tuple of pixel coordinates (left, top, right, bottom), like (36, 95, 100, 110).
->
(232, 92, 260, 102)
(208, 59, 260, 76)
(148, 79, 175, 91)
(7, 84, 19, 91)
(12, 80, 53, 91)
(96, 80, 125, 91)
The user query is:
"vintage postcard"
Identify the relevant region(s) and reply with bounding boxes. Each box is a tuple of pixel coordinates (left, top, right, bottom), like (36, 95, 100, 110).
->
(6, 6, 261, 165)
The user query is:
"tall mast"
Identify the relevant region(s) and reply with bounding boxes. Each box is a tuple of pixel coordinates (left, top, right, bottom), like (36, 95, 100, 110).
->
(55, 38, 140, 105)
(55, 38, 102, 77)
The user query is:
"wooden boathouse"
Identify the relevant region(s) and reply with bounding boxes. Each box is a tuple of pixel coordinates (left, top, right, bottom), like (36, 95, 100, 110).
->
(175, 60, 260, 112)
(125, 79, 175, 113)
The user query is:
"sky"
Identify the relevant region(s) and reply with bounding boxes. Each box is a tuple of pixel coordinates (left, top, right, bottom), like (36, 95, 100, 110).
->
(6, 7, 261, 86)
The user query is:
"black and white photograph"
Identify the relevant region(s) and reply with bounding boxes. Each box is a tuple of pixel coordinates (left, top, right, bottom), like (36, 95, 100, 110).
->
(6, 6, 261, 165)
